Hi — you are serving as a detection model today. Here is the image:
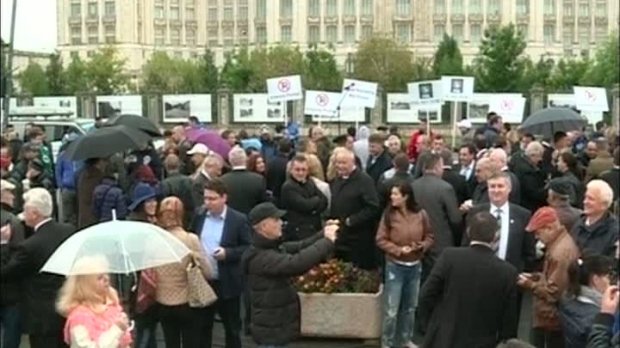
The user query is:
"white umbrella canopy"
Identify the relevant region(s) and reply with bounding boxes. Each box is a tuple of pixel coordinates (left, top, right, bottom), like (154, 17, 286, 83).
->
(41, 219, 191, 275)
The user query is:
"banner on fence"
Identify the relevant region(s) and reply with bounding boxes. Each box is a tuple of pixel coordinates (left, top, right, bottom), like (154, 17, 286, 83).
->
(96, 95, 142, 118)
(162, 94, 212, 123)
(386, 94, 443, 124)
(233, 94, 285, 123)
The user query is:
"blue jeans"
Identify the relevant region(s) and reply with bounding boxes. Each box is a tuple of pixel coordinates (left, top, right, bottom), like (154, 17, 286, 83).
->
(0, 305, 22, 348)
(381, 261, 421, 348)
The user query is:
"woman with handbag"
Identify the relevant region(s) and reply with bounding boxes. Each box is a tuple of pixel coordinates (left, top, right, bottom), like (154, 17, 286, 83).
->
(155, 196, 213, 348)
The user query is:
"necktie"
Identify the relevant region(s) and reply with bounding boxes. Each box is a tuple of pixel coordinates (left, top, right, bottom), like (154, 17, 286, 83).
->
(495, 208, 502, 228)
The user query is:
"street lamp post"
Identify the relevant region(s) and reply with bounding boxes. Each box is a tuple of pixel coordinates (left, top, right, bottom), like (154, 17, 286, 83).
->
(2, 0, 18, 127)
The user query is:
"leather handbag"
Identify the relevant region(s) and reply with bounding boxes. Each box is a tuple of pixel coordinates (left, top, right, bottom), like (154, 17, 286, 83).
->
(186, 255, 217, 308)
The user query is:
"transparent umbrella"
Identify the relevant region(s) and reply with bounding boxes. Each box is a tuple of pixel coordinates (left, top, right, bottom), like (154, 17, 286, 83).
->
(41, 216, 191, 275)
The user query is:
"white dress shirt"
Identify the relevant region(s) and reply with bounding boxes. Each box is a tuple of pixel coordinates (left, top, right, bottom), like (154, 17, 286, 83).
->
(490, 202, 510, 260)
(459, 162, 475, 181)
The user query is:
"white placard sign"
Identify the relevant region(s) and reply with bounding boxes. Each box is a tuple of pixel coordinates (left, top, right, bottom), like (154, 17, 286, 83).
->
(341, 78, 377, 108)
(162, 94, 212, 123)
(548, 93, 602, 124)
(33, 96, 78, 116)
(407, 80, 443, 106)
(267, 75, 303, 103)
(441, 76, 475, 101)
(386, 94, 443, 124)
(488, 95, 526, 123)
(233, 94, 285, 123)
(573, 86, 609, 112)
(96, 95, 142, 118)
(304, 90, 341, 117)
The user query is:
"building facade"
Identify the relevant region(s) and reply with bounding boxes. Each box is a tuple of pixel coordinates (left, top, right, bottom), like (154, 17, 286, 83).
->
(56, 0, 620, 74)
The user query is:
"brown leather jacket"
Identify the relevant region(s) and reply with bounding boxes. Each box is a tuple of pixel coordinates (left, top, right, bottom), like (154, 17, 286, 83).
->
(376, 208, 434, 263)
(526, 231, 580, 330)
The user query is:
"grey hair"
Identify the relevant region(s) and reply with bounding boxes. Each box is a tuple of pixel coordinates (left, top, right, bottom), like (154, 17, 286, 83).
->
(23, 188, 53, 218)
(228, 146, 248, 167)
(525, 141, 544, 157)
(587, 179, 614, 208)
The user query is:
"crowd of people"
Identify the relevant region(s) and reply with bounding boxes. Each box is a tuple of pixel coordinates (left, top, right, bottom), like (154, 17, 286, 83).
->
(0, 112, 618, 348)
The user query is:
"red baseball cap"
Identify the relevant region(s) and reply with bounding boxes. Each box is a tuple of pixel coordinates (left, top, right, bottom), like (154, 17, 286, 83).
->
(526, 207, 559, 233)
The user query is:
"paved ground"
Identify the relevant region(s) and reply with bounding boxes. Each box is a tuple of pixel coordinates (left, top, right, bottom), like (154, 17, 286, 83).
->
(19, 294, 534, 347)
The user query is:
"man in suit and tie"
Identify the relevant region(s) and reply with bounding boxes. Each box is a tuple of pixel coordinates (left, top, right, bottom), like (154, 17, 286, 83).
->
(418, 211, 519, 348)
(1, 188, 75, 348)
(455, 143, 477, 199)
(463, 172, 536, 273)
(192, 179, 252, 348)
(221, 146, 268, 214)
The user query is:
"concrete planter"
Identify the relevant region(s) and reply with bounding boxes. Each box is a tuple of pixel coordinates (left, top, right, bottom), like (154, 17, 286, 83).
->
(298, 286, 383, 339)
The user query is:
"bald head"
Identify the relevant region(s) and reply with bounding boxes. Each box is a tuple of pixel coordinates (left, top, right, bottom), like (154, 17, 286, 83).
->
(334, 148, 356, 177)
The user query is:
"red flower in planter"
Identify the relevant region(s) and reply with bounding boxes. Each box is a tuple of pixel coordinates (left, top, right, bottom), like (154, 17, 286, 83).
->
(294, 258, 380, 294)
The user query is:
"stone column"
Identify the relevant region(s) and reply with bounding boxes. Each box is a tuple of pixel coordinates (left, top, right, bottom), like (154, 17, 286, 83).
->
(611, 83, 619, 130)
(76, 92, 96, 119)
(370, 86, 384, 128)
(217, 88, 231, 126)
(293, 97, 304, 126)
(529, 85, 545, 116)
(143, 92, 161, 125)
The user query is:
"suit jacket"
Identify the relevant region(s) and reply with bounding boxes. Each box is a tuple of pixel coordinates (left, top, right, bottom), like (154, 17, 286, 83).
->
(1, 220, 75, 334)
(280, 177, 328, 241)
(412, 174, 462, 252)
(220, 169, 268, 215)
(418, 245, 519, 348)
(442, 167, 469, 205)
(463, 203, 536, 272)
(454, 162, 477, 200)
(191, 206, 252, 299)
(366, 150, 393, 183)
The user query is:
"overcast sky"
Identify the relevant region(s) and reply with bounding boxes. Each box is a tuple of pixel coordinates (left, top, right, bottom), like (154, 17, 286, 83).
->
(1, 0, 56, 52)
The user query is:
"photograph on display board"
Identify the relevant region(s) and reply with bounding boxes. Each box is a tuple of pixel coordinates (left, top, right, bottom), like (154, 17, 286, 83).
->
(96, 96, 143, 118)
(419, 83, 434, 99)
(234, 94, 284, 123)
(450, 78, 464, 94)
(468, 99, 490, 122)
(164, 100, 190, 119)
(267, 99, 282, 119)
(390, 101, 411, 110)
(417, 109, 439, 122)
(97, 100, 122, 118)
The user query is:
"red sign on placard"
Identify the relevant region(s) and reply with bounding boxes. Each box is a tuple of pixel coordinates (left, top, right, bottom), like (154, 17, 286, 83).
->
(316, 93, 329, 106)
(277, 79, 291, 92)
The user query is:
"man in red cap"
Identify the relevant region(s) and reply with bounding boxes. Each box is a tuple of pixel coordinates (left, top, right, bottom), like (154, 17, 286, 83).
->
(517, 206, 580, 348)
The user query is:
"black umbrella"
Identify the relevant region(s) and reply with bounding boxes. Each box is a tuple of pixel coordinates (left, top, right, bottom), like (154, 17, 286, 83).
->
(64, 125, 151, 160)
(105, 114, 162, 137)
(520, 107, 586, 138)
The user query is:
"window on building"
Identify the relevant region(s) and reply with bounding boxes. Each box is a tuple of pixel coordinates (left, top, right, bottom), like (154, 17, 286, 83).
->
(469, 0, 481, 14)
(280, 0, 293, 18)
(488, 0, 500, 15)
(516, 0, 529, 15)
(238, 5, 248, 19)
(104, 25, 115, 43)
(563, 1, 574, 16)
(208, 0, 217, 6)
(308, 25, 320, 43)
(395, 23, 411, 43)
(434, 0, 445, 14)
(281, 25, 292, 42)
(87, 51, 95, 57)
(256, 0, 267, 19)
(155, 5, 165, 19)
(70, 51, 79, 59)
(544, 0, 555, 14)
(344, 25, 356, 43)
(87, 26, 98, 44)
(396, 0, 411, 16)
(452, 0, 463, 15)
(361, 0, 373, 15)
(208, 28, 218, 46)
(578, 28, 589, 46)
(344, 0, 355, 16)
(470, 24, 481, 43)
(174, 51, 183, 59)
(223, 28, 233, 45)
(104, 1, 115, 16)
(451, 23, 463, 42)
(208, 8, 218, 21)
(223, 7, 233, 20)
(155, 27, 165, 45)
(578, 2, 589, 16)
(70, 3, 81, 17)
(563, 27, 574, 45)
(187, 28, 196, 45)
(186, 7, 195, 20)
(517, 24, 528, 40)
(326, 0, 337, 16)
(594, 24, 607, 41)
(171, 28, 181, 45)
(256, 27, 267, 43)
(361, 25, 373, 39)
(170, 0, 179, 4)
(70, 26, 82, 44)
(595, 1, 606, 16)
(88, 2, 98, 17)
(326, 25, 338, 42)
(544, 24, 555, 43)
(433, 24, 444, 42)
(170, 6, 180, 20)
(308, 0, 320, 16)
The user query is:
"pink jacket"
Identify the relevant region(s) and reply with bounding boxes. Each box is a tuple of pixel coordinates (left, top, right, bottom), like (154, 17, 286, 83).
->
(64, 304, 132, 348)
